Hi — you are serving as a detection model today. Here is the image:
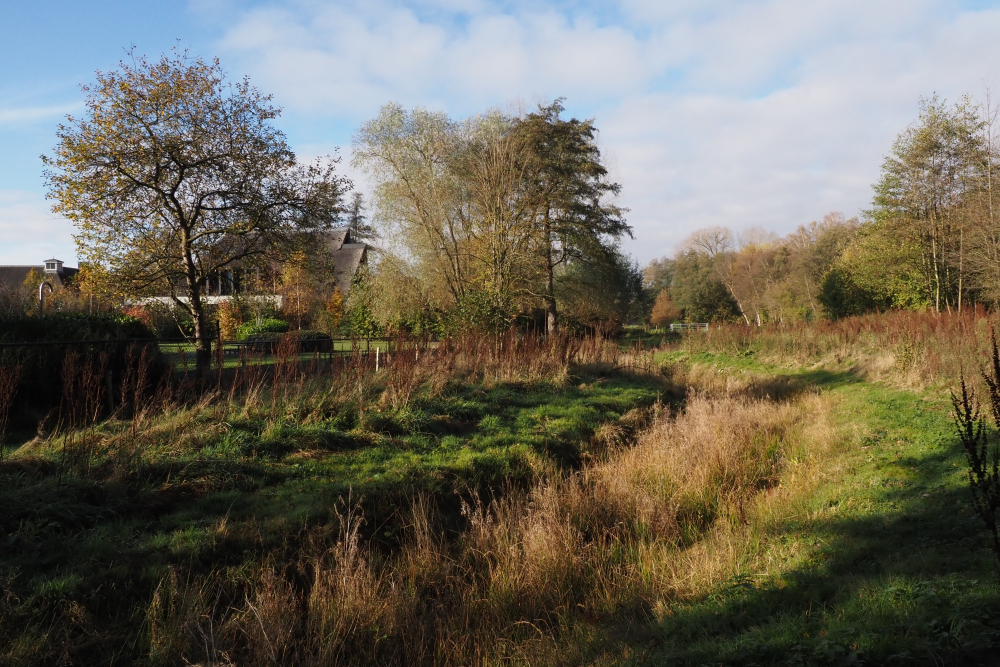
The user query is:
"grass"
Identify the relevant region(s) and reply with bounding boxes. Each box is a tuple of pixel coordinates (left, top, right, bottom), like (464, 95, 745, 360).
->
(1, 334, 677, 665)
(3, 318, 1000, 665)
(627, 349, 1000, 665)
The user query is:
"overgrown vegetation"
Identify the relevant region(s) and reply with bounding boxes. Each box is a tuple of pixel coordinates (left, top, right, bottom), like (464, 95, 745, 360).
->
(3, 314, 1000, 664)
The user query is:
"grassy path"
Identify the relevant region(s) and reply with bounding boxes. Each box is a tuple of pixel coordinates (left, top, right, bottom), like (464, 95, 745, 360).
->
(637, 352, 1000, 665)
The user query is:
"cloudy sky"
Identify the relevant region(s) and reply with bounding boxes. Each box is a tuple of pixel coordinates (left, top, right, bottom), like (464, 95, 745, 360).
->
(2, 0, 1000, 266)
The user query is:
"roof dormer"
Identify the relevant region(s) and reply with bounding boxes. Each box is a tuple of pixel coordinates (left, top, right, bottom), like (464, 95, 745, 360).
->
(44, 259, 63, 273)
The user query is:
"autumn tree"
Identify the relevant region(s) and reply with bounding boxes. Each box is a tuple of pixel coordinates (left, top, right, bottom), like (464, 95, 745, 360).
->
(649, 289, 680, 328)
(44, 50, 347, 373)
(353, 104, 473, 309)
(868, 95, 985, 313)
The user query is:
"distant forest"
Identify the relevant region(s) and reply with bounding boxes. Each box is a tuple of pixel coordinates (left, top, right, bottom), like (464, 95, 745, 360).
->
(645, 94, 1000, 326)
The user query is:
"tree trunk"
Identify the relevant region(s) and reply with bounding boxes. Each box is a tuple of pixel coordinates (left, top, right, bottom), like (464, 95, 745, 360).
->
(182, 230, 211, 378)
(543, 214, 557, 335)
(191, 297, 212, 380)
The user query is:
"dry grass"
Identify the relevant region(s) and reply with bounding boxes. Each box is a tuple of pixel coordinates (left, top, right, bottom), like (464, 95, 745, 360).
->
(677, 307, 1000, 388)
(137, 370, 824, 666)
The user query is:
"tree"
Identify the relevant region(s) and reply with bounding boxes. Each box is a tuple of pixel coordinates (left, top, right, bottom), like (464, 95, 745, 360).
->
(346, 192, 377, 243)
(556, 244, 643, 333)
(514, 100, 631, 334)
(869, 95, 985, 313)
(353, 104, 472, 309)
(44, 50, 347, 373)
(650, 289, 680, 328)
(669, 250, 740, 323)
(355, 100, 632, 336)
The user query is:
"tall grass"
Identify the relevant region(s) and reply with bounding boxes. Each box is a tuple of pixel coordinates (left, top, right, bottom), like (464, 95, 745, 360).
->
(138, 384, 816, 666)
(677, 308, 999, 388)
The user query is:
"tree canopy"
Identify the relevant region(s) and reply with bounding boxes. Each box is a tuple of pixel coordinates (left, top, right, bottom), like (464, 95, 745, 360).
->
(44, 50, 348, 369)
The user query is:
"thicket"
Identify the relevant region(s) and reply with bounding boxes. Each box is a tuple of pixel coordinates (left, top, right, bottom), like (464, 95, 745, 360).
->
(0, 313, 165, 429)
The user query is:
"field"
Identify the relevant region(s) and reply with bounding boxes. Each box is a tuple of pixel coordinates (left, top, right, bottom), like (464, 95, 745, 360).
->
(2, 317, 1000, 665)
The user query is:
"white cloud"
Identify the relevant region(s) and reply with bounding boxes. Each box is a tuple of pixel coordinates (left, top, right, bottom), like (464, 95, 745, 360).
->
(201, 1, 1000, 261)
(0, 191, 77, 265)
(0, 103, 79, 126)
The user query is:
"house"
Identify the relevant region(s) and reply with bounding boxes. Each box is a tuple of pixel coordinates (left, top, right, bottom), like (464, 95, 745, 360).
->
(0, 228, 369, 304)
(138, 226, 369, 306)
(0, 258, 78, 291)
(327, 226, 368, 295)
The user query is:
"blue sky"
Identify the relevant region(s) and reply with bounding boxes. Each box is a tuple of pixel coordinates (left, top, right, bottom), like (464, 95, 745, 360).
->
(3, 0, 1000, 265)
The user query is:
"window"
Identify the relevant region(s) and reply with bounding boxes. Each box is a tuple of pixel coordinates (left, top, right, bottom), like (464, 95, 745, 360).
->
(45, 263, 56, 270)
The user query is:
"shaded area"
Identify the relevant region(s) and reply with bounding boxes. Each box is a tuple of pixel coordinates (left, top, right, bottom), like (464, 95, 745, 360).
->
(0, 367, 665, 665)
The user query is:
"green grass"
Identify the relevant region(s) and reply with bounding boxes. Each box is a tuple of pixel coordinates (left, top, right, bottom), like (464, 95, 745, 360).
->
(0, 364, 665, 665)
(619, 350, 1000, 665)
(5, 339, 1000, 664)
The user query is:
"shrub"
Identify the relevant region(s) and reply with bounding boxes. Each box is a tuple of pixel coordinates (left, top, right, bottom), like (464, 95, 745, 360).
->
(650, 289, 680, 328)
(0, 313, 165, 427)
(236, 318, 289, 341)
(294, 330, 333, 352)
(0, 312, 153, 343)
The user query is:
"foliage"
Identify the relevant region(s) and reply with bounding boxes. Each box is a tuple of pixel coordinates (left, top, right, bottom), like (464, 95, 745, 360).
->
(668, 250, 740, 323)
(513, 99, 631, 332)
(868, 95, 986, 313)
(353, 100, 630, 336)
(0, 312, 153, 343)
(650, 289, 680, 327)
(556, 244, 644, 332)
(43, 48, 348, 368)
(313, 287, 345, 335)
(817, 267, 889, 320)
(235, 317, 289, 341)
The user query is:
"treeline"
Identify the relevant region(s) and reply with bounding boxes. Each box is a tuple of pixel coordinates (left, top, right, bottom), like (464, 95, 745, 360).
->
(345, 100, 642, 336)
(645, 94, 1000, 325)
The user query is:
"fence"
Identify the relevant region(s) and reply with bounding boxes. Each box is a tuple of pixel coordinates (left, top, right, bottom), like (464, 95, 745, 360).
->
(669, 323, 709, 332)
(0, 334, 406, 435)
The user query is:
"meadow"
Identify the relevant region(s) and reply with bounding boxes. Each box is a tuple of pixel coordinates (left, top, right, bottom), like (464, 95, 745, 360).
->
(1, 316, 999, 666)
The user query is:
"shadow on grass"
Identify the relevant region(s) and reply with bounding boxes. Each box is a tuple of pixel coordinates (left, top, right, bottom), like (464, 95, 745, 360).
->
(639, 393, 1000, 666)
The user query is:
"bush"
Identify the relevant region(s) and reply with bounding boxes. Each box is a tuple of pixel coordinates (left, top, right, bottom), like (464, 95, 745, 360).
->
(0, 313, 165, 427)
(293, 330, 333, 352)
(0, 312, 154, 343)
(236, 318, 289, 341)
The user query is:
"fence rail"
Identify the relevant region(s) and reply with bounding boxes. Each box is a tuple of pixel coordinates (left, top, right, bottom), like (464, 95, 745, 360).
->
(0, 334, 416, 433)
(669, 323, 709, 332)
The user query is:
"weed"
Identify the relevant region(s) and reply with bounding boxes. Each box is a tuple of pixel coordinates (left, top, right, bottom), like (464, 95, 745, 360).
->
(951, 332, 1000, 570)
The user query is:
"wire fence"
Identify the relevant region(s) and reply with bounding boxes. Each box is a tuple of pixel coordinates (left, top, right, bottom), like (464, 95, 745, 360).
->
(0, 333, 415, 436)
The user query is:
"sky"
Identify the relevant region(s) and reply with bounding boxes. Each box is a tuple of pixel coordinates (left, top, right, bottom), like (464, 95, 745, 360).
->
(3, 0, 1000, 266)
